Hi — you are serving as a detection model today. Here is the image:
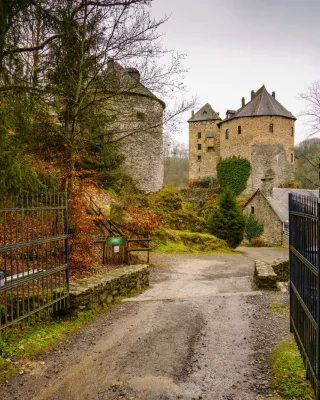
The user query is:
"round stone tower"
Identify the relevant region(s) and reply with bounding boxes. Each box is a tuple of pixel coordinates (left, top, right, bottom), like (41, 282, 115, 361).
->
(105, 60, 166, 193)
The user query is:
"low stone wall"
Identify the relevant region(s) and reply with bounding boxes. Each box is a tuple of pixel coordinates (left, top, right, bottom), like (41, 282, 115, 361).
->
(254, 257, 289, 290)
(69, 264, 149, 311)
(180, 188, 212, 203)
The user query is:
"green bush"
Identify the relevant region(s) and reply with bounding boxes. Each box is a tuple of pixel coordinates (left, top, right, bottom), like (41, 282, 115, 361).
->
(245, 214, 264, 243)
(207, 189, 246, 248)
(200, 176, 214, 188)
(217, 156, 251, 196)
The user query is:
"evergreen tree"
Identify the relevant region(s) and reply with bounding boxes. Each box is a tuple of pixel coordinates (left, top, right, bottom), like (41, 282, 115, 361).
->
(245, 214, 264, 243)
(207, 189, 246, 248)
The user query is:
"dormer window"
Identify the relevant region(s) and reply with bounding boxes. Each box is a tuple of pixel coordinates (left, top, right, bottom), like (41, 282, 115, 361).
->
(225, 129, 229, 139)
(269, 123, 274, 133)
(203, 110, 207, 114)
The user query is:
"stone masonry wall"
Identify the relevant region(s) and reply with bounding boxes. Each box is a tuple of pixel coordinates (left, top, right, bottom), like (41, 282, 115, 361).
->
(180, 188, 212, 203)
(244, 191, 283, 246)
(219, 116, 295, 193)
(69, 265, 149, 311)
(189, 119, 220, 181)
(110, 94, 164, 193)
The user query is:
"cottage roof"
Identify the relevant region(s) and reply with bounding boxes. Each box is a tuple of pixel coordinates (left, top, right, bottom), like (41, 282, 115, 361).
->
(267, 188, 318, 222)
(188, 103, 221, 122)
(104, 59, 166, 109)
(244, 188, 319, 223)
(219, 86, 296, 125)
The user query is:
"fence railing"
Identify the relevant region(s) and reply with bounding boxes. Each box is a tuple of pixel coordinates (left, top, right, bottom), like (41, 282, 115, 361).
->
(289, 193, 320, 397)
(0, 193, 69, 333)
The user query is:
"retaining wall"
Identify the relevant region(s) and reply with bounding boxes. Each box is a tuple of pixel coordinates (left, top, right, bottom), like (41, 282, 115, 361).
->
(69, 264, 149, 311)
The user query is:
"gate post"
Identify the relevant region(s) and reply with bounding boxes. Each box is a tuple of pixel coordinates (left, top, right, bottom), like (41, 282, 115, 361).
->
(317, 199, 320, 400)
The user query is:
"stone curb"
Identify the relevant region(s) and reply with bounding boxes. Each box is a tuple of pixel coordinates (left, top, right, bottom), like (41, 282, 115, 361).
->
(69, 264, 149, 310)
(254, 257, 289, 290)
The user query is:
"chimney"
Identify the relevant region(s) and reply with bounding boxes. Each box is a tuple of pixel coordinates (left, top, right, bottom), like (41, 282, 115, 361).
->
(272, 91, 276, 98)
(192, 110, 194, 118)
(242, 97, 245, 107)
(107, 58, 115, 69)
(251, 90, 254, 100)
(126, 67, 140, 82)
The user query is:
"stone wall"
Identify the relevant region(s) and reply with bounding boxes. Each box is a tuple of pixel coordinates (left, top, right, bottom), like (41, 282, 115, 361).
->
(255, 257, 289, 289)
(69, 265, 149, 311)
(244, 191, 283, 246)
(180, 188, 212, 203)
(219, 116, 295, 193)
(189, 119, 220, 181)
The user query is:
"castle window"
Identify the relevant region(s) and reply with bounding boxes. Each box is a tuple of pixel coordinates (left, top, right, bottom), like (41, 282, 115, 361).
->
(211, 120, 215, 125)
(207, 146, 214, 152)
(194, 122, 198, 126)
(198, 132, 202, 139)
(238, 125, 241, 135)
(225, 129, 229, 139)
(269, 123, 274, 133)
(291, 153, 294, 163)
(291, 127, 294, 136)
(197, 155, 202, 161)
(198, 144, 202, 150)
(137, 111, 145, 121)
(206, 132, 216, 138)
(251, 206, 255, 214)
(201, 121, 207, 125)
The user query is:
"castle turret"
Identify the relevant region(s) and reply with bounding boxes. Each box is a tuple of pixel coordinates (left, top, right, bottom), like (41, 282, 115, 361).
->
(188, 104, 221, 183)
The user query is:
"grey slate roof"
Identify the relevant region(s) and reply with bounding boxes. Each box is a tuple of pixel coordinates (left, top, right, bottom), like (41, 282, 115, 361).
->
(188, 103, 221, 122)
(219, 86, 296, 125)
(246, 188, 319, 222)
(104, 60, 166, 109)
(267, 188, 318, 222)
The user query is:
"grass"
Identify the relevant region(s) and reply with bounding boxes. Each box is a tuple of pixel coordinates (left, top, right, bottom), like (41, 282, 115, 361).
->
(154, 229, 237, 254)
(270, 337, 315, 399)
(0, 309, 98, 382)
(269, 302, 290, 314)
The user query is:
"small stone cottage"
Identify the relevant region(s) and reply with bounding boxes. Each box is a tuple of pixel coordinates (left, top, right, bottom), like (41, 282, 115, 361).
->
(243, 188, 318, 246)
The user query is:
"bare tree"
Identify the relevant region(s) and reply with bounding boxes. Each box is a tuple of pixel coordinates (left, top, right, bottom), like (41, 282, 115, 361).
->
(0, 0, 195, 195)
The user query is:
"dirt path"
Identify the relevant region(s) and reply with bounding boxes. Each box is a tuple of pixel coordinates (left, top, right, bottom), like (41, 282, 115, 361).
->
(1, 247, 289, 400)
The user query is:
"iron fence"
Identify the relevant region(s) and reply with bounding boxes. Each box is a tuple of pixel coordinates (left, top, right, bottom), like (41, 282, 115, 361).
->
(0, 193, 69, 333)
(289, 193, 320, 397)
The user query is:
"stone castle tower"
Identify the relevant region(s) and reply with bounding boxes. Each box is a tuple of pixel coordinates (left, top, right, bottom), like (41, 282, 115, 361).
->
(188, 86, 296, 193)
(105, 60, 165, 193)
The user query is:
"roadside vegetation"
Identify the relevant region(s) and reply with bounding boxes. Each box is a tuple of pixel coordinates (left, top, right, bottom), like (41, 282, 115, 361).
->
(270, 338, 314, 399)
(0, 310, 99, 382)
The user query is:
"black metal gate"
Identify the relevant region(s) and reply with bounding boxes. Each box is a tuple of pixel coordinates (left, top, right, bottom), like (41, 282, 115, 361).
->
(289, 193, 320, 397)
(0, 193, 69, 332)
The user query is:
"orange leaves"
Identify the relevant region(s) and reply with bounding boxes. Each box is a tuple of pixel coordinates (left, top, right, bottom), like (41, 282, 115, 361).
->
(125, 205, 163, 236)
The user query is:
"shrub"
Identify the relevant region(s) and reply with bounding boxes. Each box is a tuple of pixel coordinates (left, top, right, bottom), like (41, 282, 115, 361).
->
(217, 156, 251, 196)
(200, 176, 215, 188)
(207, 189, 246, 248)
(245, 214, 264, 243)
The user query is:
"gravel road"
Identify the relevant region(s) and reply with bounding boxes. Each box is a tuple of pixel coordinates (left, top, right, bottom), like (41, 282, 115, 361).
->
(1, 247, 290, 400)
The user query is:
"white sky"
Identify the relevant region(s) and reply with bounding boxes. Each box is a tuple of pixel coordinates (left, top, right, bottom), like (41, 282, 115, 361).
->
(150, 0, 320, 145)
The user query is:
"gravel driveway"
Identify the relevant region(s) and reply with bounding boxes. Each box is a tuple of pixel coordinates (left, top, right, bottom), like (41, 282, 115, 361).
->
(1, 247, 290, 400)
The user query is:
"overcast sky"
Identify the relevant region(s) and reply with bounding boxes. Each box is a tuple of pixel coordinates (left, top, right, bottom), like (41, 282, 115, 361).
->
(150, 0, 320, 145)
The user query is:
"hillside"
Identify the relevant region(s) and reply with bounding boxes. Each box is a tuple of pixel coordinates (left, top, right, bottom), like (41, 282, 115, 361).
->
(295, 138, 320, 189)
(164, 157, 189, 187)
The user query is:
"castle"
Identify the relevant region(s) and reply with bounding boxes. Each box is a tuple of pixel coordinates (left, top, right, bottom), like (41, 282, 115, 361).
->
(105, 60, 165, 193)
(188, 86, 296, 194)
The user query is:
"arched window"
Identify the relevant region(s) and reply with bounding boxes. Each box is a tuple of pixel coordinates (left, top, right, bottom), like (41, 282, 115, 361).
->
(269, 123, 274, 133)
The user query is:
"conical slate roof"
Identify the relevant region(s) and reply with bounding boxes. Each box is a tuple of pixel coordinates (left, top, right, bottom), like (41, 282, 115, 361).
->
(188, 103, 221, 122)
(221, 86, 296, 123)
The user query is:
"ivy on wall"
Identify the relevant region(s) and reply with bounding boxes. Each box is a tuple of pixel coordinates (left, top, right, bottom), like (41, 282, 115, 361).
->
(217, 156, 251, 196)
